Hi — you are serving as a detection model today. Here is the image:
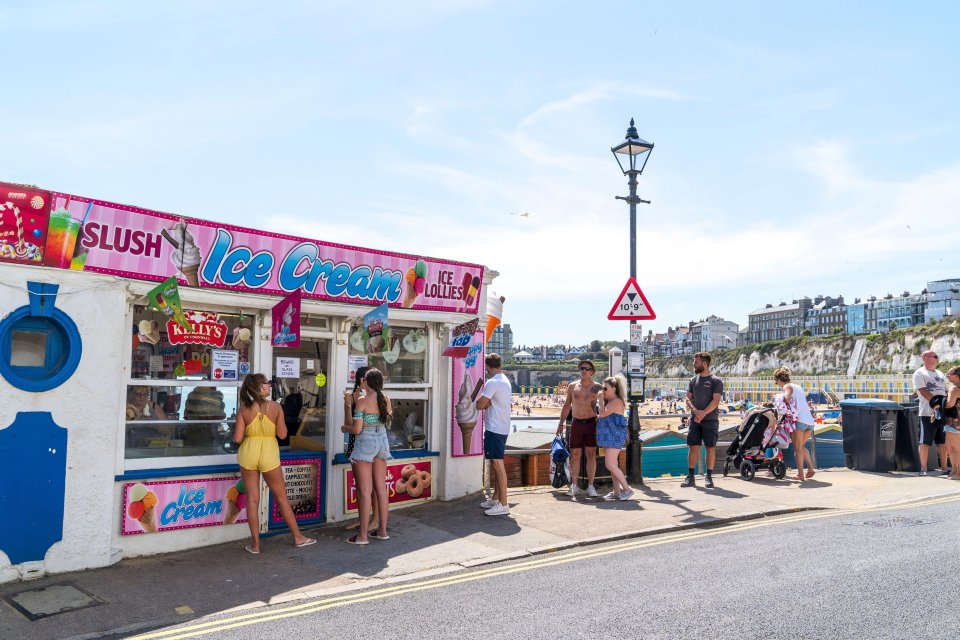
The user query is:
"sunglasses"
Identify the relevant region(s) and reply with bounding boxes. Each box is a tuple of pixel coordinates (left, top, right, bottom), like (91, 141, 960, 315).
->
(579, 367, 594, 371)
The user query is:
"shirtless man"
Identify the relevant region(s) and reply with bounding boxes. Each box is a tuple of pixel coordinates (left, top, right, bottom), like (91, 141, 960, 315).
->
(556, 359, 602, 498)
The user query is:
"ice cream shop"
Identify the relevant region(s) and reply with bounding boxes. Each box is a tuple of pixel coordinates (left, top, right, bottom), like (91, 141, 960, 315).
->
(0, 180, 496, 582)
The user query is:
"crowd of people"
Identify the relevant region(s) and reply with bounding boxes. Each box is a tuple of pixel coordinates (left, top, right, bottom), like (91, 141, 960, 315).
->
(227, 350, 959, 552)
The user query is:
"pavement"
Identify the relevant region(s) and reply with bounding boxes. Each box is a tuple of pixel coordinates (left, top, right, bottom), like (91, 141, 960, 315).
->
(3, 468, 960, 640)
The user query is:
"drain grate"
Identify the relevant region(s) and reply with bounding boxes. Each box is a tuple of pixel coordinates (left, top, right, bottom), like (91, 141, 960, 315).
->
(861, 516, 930, 529)
(3, 582, 106, 621)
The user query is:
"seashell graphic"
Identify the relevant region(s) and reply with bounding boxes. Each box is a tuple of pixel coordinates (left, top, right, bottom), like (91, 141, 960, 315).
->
(29, 195, 45, 209)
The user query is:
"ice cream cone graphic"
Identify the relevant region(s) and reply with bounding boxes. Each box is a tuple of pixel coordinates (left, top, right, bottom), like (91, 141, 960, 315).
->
(181, 264, 200, 287)
(139, 506, 158, 533)
(401, 260, 428, 308)
(163, 220, 202, 287)
(455, 371, 480, 454)
(485, 295, 505, 345)
(127, 484, 159, 533)
(225, 480, 246, 524)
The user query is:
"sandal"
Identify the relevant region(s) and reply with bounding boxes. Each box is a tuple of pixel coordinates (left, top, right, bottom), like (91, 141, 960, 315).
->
(244, 544, 260, 555)
(294, 537, 317, 548)
(370, 531, 390, 540)
(346, 534, 369, 545)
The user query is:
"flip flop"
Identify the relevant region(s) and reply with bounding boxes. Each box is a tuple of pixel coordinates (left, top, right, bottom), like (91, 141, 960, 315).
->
(370, 532, 390, 540)
(346, 534, 369, 545)
(294, 538, 317, 548)
(244, 544, 260, 555)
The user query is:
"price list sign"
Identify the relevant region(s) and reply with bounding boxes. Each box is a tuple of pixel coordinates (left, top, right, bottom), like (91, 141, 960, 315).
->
(270, 458, 322, 523)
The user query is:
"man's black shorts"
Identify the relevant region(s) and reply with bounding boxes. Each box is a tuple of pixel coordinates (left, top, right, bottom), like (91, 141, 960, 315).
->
(687, 420, 719, 447)
(918, 416, 946, 447)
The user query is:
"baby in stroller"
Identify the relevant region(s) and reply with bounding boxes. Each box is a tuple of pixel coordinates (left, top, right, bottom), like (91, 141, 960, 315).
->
(723, 404, 791, 481)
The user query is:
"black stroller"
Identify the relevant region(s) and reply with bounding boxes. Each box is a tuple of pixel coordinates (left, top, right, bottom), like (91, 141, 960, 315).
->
(722, 406, 787, 481)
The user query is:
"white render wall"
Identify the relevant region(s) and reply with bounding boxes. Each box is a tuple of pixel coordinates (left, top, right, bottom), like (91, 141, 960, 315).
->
(0, 263, 128, 582)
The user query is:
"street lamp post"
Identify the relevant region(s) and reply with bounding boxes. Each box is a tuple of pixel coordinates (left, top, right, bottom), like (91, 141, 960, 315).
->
(612, 118, 653, 485)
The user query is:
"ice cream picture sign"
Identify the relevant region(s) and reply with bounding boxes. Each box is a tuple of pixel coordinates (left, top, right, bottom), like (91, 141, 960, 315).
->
(451, 329, 485, 457)
(35, 187, 484, 313)
(121, 477, 247, 535)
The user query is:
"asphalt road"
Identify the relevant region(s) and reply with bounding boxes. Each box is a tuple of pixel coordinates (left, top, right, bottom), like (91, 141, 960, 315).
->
(126, 498, 960, 640)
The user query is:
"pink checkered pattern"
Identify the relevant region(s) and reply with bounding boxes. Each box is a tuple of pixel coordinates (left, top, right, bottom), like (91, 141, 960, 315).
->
(52, 191, 484, 313)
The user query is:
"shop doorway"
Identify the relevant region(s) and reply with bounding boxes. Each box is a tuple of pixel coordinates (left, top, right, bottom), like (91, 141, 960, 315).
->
(272, 338, 330, 450)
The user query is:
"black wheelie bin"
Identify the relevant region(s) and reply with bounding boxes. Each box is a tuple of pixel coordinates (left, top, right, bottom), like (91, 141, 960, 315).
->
(840, 398, 898, 472)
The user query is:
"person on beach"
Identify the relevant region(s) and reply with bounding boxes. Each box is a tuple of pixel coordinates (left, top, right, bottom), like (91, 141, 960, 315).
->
(913, 350, 949, 476)
(347, 368, 392, 544)
(477, 353, 513, 516)
(556, 359, 603, 498)
(233, 373, 316, 554)
(596, 375, 633, 501)
(774, 367, 816, 481)
(941, 366, 960, 480)
(683, 352, 723, 488)
(342, 366, 379, 532)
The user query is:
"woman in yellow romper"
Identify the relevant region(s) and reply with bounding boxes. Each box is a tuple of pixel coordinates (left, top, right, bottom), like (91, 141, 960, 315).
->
(234, 373, 316, 554)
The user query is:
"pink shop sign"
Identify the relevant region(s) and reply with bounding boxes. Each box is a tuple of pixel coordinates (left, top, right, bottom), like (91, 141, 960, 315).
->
(121, 477, 247, 535)
(49, 191, 484, 313)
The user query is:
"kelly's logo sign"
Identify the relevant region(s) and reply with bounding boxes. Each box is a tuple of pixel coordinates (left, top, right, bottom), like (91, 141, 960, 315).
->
(167, 310, 228, 347)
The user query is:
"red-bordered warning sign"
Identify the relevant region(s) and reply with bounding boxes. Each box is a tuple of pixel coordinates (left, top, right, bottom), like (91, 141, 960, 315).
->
(607, 278, 656, 320)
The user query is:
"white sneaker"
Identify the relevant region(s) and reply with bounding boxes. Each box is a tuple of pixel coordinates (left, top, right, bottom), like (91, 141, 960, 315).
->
(480, 497, 498, 509)
(485, 503, 511, 516)
(586, 485, 598, 498)
(566, 485, 579, 498)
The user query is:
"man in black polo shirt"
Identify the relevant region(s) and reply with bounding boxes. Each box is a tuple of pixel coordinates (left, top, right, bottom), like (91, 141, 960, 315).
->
(682, 351, 724, 488)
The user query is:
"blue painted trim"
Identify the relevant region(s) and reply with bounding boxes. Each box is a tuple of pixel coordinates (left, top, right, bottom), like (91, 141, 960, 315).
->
(115, 463, 241, 481)
(0, 290, 83, 392)
(331, 449, 440, 465)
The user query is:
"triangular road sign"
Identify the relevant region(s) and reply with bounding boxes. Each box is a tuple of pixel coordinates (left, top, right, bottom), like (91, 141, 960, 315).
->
(608, 278, 656, 320)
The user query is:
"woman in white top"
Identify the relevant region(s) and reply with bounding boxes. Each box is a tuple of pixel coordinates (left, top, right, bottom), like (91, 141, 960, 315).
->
(774, 367, 816, 481)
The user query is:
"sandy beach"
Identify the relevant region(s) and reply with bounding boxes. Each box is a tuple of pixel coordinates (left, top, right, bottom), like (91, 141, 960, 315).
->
(511, 394, 838, 432)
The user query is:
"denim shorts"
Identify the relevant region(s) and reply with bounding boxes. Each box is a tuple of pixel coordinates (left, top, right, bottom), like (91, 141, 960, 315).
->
(350, 427, 393, 463)
(945, 425, 960, 435)
(795, 422, 814, 432)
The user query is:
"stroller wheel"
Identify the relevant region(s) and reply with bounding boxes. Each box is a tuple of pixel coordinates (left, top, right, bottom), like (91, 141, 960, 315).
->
(739, 460, 756, 481)
(772, 460, 787, 479)
(723, 460, 731, 477)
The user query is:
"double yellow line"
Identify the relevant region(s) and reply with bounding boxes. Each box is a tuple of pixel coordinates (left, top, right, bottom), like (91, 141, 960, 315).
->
(128, 494, 960, 640)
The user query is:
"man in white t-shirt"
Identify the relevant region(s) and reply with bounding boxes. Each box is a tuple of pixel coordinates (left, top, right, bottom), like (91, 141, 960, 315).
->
(476, 353, 513, 516)
(913, 350, 949, 476)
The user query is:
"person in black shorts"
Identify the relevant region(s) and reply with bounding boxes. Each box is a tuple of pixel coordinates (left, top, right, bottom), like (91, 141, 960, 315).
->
(683, 352, 724, 488)
(556, 359, 602, 498)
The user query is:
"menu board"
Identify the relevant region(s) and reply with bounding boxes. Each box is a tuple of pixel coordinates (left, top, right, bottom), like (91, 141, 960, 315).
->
(270, 458, 322, 523)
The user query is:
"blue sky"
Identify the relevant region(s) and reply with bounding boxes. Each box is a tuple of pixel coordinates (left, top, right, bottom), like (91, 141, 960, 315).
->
(3, 1, 959, 345)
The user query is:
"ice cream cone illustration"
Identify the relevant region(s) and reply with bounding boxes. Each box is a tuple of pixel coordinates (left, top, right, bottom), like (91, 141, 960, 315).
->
(127, 483, 159, 533)
(232, 327, 251, 351)
(224, 479, 247, 524)
(137, 319, 161, 345)
(485, 295, 505, 345)
(139, 506, 158, 533)
(401, 260, 428, 308)
(455, 371, 480, 454)
(163, 220, 202, 286)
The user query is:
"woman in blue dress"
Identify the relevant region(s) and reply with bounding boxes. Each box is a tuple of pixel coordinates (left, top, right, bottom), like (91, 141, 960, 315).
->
(596, 375, 633, 501)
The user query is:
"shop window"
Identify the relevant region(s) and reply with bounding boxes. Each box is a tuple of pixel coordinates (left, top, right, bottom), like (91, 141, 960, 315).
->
(347, 323, 428, 385)
(125, 384, 240, 458)
(125, 305, 253, 460)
